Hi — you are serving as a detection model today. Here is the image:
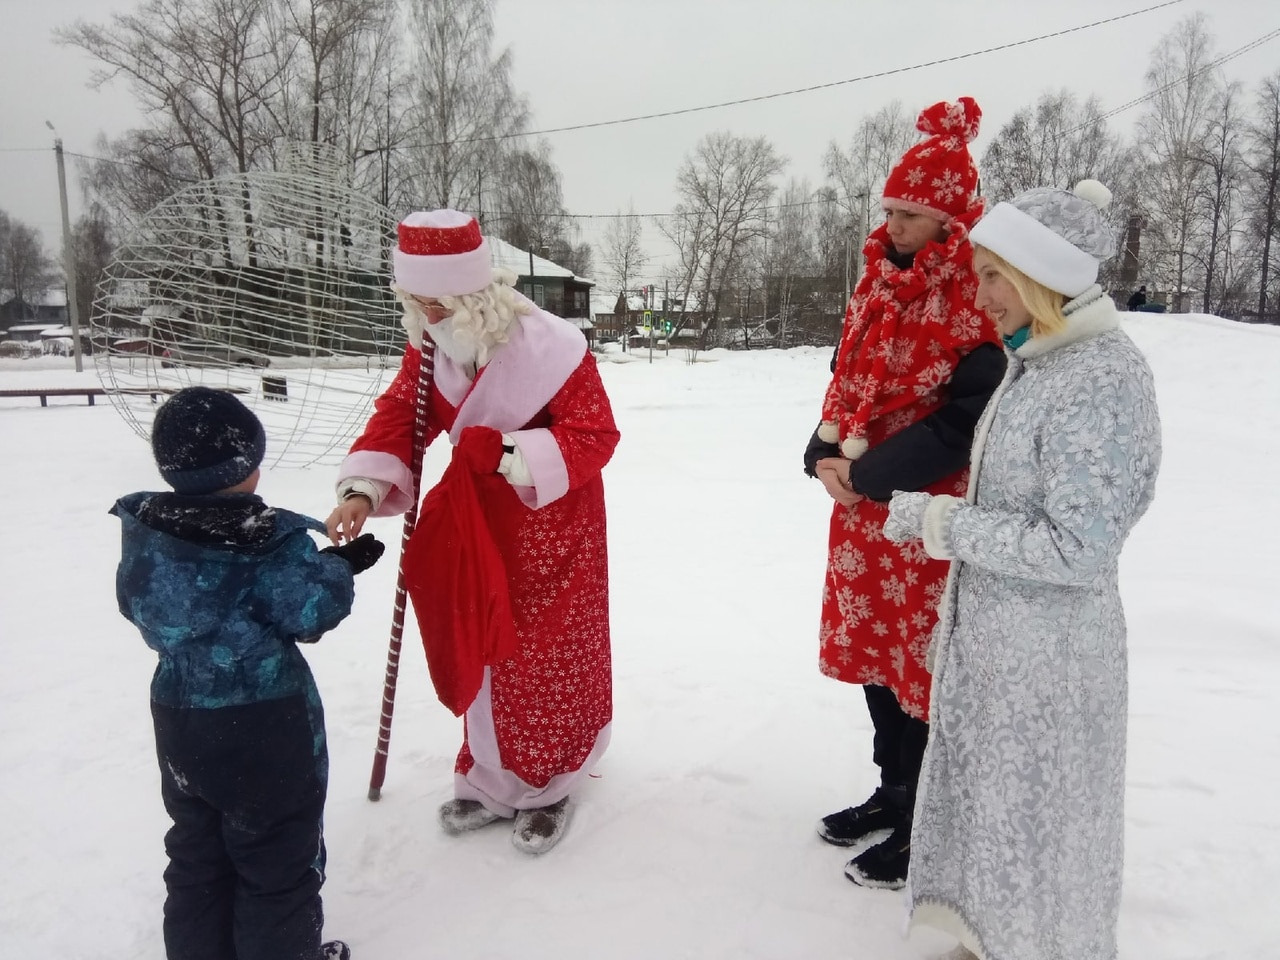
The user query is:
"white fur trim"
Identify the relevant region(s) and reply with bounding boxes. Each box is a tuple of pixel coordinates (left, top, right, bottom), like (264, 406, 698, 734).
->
(1073, 178, 1112, 209)
(970, 202, 1099, 297)
(921, 495, 961, 560)
(393, 237, 493, 298)
(817, 420, 839, 443)
(1016, 288, 1119, 360)
(454, 668, 612, 816)
(841, 435, 869, 460)
(335, 477, 387, 512)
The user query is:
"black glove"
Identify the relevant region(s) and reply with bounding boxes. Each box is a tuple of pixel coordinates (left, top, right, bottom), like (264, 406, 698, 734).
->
(321, 533, 385, 574)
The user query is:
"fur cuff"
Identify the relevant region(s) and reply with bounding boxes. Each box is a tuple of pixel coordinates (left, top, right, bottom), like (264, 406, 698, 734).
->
(336, 477, 388, 512)
(921, 495, 962, 559)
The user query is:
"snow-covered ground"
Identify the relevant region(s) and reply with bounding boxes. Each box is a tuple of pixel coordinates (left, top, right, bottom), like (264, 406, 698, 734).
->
(2, 313, 1278, 959)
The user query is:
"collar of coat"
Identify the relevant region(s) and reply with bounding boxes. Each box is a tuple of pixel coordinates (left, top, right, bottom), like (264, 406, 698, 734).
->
(1015, 285, 1120, 361)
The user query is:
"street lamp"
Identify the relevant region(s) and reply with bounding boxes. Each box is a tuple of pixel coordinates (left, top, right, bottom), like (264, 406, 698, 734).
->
(45, 121, 83, 373)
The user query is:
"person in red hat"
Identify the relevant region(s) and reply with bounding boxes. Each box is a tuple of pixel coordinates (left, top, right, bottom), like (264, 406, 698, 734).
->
(326, 209, 620, 855)
(801, 98, 1005, 889)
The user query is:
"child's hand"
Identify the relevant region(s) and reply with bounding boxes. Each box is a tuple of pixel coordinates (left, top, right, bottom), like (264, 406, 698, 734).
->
(320, 532, 386, 573)
(326, 496, 372, 544)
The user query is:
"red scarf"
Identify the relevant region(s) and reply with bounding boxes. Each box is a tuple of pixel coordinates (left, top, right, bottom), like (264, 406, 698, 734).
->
(821, 209, 996, 452)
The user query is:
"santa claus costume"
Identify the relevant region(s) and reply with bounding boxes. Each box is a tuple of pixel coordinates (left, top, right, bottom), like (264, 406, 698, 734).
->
(335, 210, 619, 855)
(805, 99, 1005, 889)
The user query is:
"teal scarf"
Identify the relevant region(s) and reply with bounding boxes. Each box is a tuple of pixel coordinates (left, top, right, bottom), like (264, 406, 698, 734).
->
(1002, 326, 1031, 351)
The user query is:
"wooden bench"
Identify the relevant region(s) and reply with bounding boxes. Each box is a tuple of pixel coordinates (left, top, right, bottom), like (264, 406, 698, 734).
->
(0, 386, 248, 407)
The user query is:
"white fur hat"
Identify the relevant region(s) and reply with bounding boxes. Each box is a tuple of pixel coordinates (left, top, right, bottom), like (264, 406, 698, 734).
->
(969, 179, 1118, 297)
(392, 209, 493, 298)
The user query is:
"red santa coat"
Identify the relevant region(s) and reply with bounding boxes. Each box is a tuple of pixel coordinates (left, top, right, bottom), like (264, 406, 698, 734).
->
(340, 307, 619, 812)
(818, 219, 998, 720)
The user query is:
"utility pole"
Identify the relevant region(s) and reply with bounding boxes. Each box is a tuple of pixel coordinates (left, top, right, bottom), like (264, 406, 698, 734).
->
(47, 122, 83, 373)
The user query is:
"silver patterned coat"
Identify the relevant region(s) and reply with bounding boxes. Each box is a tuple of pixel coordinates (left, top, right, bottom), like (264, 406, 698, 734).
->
(907, 287, 1162, 960)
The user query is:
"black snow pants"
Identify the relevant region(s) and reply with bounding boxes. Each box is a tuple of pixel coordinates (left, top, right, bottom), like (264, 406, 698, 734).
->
(152, 695, 328, 960)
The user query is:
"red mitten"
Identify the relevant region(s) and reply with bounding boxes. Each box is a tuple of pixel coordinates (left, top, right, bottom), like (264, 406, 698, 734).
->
(455, 425, 505, 473)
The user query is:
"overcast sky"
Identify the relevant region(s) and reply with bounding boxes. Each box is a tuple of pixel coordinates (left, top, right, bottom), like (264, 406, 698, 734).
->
(2, 0, 1277, 279)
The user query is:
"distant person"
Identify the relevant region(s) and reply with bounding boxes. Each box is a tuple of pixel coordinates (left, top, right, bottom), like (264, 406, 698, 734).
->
(1127, 284, 1148, 310)
(801, 97, 1005, 891)
(111, 387, 383, 960)
(883, 179, 1162, 960)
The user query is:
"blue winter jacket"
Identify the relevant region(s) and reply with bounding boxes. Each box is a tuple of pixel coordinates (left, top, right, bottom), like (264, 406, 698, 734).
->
(111, 492, 355, 714)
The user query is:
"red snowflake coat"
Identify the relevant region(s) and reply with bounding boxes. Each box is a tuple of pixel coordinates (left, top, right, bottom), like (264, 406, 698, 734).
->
(818, 219, 999, 720)
(346, 314, 619, 788)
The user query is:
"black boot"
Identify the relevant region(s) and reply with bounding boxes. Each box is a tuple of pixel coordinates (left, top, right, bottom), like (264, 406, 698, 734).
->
(844, 818, 911, 889)
(817, 784, 908, 848)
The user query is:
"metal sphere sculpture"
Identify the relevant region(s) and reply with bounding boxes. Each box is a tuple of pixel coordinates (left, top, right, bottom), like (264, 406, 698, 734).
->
(92, 160, 401, 468)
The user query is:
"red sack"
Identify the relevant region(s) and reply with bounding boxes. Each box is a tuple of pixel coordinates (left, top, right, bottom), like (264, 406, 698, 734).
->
(403, 451, 518, 716)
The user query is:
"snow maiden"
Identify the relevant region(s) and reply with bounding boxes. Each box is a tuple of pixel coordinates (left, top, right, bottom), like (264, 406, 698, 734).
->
(883, 180, 1162, 960)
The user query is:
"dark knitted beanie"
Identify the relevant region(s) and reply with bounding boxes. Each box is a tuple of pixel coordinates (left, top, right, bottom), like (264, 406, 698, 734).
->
(151, 387, 267, 494)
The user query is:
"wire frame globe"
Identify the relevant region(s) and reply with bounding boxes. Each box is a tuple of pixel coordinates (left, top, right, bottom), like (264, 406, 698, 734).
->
(92, 167, 402, 468)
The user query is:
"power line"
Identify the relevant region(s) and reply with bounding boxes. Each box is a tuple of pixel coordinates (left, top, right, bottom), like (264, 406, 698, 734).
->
(1068, 26, 1280, 133)
(492, 22, 1280, 222)
(406, 0, 1188, 149)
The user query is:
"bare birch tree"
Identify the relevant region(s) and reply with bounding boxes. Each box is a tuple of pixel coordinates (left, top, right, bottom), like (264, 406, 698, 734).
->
(59, 0, 286, 178)
(494, 140, 568, 253)
(823, 101, 915, 223)
(600, 206, 648, 306)
(1245, 71, 1280, 320)
(0, 211, 58, 316)
(1190, 82, 1250, 314)
(768, 178, 817, 347)
(664, 132, 786, 348)
(1135, 13, 1221, 309)
(981, 91, 1133, 201)
(402, 0, 528, 213)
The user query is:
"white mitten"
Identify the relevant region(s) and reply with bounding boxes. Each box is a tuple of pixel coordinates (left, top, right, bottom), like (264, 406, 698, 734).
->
(883, 490, 932, 542)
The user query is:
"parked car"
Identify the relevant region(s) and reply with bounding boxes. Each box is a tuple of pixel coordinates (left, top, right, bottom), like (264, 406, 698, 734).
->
(161, 340, 271, 368)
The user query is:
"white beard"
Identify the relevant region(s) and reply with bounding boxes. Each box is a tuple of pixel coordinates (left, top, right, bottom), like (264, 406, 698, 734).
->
(423, 316, 479, 370)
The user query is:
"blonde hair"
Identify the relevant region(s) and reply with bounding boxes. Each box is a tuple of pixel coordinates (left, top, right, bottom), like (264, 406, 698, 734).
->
(974, 245, 1068, 338)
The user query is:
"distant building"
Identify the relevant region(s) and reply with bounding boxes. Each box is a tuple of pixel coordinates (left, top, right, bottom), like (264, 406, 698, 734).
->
(488, 239, 594, 337)
(0, 288, 67, 336)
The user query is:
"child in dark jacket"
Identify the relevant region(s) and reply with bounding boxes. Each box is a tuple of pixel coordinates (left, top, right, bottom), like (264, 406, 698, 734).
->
(110, 387, 384, 960)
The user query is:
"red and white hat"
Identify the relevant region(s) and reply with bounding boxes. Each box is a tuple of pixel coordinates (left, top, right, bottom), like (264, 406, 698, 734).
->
(882, 98, 982, 222)
(392, 209, 493, 298)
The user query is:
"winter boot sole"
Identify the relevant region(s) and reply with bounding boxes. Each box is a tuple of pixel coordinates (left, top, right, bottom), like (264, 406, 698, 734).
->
(816, 822, 893, 853)
(843, 859, 907, 890)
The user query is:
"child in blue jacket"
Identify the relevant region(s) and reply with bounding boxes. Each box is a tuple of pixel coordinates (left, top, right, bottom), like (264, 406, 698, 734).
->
(111, 387, 384, 960)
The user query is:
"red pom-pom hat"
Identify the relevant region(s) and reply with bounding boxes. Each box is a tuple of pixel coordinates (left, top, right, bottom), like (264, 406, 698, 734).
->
(881, 97, 983, 222)
(392, 209, 493, 298)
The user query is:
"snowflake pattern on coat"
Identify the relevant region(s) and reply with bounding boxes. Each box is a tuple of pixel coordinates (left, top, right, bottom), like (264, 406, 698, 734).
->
(909, 293, 1162, 960)
(353, 344, 619, 788)
(818, 221, 998, 719)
